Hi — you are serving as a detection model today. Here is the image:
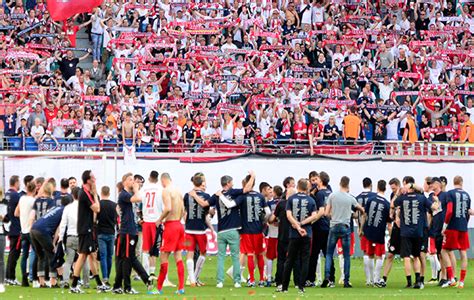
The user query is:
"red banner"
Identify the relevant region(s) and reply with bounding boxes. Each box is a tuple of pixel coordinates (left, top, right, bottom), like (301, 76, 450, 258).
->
(47, 0, 103, 21)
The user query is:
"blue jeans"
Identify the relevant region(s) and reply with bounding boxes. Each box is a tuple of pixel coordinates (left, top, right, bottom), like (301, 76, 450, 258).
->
(98, 234, 115, 280)
(21, 233, 32, 280)
(325, 224, 351, 283)
(91, 33, 103, 62)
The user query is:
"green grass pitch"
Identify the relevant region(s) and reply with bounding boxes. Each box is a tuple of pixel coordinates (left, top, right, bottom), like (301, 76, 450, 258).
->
(1, 256, 473, 299)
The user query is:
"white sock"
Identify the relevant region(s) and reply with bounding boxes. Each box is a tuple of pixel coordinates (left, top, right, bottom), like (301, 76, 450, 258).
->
(186, 259, 196, 283)
(429, 254, 441, 279)
(195, 256, 206, 280)
(435, 255, 441, 272)
(240, 265, 245, 280)
(374, 258, 384, 283)
(316, 253, 322, 282)
(368, 258, 375, 283)
(266, 259, 273, 282)
(338, 255, 344, 280)
(150, 266, 156, 275)
(142, 252, 150, 274)
(363, 255, 370, 283)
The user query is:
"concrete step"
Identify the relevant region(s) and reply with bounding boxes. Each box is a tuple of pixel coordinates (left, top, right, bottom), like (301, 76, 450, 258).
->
(76, 28, 93, 69)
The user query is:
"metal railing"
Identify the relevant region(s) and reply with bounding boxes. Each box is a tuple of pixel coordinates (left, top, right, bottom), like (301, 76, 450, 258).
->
(2, 136, 474, 158)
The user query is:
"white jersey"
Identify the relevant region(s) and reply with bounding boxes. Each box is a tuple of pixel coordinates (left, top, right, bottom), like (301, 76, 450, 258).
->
(140, 182, 163, 222)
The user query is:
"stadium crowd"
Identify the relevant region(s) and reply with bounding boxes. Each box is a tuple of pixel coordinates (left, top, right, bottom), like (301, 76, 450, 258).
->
(0, 0, 473, 154)
(0, 170, 472, 295)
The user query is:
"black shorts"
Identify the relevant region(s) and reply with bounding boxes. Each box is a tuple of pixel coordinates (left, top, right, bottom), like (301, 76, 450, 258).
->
(115, 233, 138, 258)
(400, 236, 422, 258)
(434, 235, 443, 255)
(388, 225, 401, 255)
(149, 225, 163, 257)
(78, 233, 96, 254)
(420, 228, 429, 253)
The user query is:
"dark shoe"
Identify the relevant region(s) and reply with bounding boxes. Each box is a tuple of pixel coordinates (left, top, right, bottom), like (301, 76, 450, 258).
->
(21, 278, 29, 287)
(405, 283, 412, 288)
(320, 279, 330, 288)
(344, 282, 353, 288)
(413, 282, 422, 289)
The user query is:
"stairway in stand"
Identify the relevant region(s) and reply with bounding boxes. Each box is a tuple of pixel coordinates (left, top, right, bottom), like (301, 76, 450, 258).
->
(76, 28, 93, 71)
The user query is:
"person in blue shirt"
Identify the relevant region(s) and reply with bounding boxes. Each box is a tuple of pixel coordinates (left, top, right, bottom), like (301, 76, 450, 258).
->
(30, 196, 71, 288)
(113, 173, 152, 294)
(4, 176, 21, 286)
(236, 177, 271, 287)
(356, 177, 377, 286)
(426, 177, 447, 285)
(192, 171, 255, 288)
(361, 180, 391, 287)
(280, 179, 318, 294)
(307, 171, 335, 287)
(185, 173, 213, 287)
(29, 182, 55, 287)
(393, 176, 436, 289)
(441, 176, 474, 289)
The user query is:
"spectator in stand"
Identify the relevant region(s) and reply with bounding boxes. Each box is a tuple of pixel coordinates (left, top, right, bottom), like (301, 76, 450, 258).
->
(343, 107, 361, 144)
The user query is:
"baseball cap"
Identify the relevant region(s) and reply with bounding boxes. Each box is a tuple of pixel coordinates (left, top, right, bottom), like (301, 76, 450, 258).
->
(431, 177, 441, 184)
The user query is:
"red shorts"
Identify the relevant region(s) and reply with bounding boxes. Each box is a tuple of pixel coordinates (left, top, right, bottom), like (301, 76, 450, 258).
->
(142, 222, 157, 252)
(360, 235, 368, 253)
(337, 232, 355, 256)
(366, 240, 385, 257)
(442, 229, 470, 251)
(160, 220, 185, 252)
(265, 237, 278, 260)
(428, 237, 437, 255)
(240, 233, 264, 254)
(184, 233, 208, 253)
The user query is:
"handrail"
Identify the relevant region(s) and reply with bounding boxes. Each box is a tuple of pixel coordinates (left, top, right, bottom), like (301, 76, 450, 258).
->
(2, 136, 474, 157)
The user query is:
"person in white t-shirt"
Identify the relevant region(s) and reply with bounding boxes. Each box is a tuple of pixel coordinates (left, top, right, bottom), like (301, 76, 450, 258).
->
(57, 187, 90, 288)
(14, 181, 36, 287)
(139, 171, 163, 277)
(234, 119, 246, 145)
(30, 118, 45, 144)
(386, 111, 406, 140)
(371, 75, 397, 103)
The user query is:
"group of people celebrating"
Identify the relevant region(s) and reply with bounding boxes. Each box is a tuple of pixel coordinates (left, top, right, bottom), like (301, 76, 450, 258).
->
(0, 168, 472, 295)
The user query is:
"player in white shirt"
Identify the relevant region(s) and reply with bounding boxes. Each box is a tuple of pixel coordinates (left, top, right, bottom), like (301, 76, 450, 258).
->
(57, 187, 89, 288)
(14, 181, 37, 287)
(140, 171, 163, 277)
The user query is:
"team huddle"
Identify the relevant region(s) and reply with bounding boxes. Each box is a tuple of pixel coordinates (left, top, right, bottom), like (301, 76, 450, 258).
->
(0, 169, 472, 295)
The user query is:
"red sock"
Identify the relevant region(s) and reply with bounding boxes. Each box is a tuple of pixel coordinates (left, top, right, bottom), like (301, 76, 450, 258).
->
(257, 254, 265, 281)
(157, 262, 169, 290)
(177, 260, 185, 290)
(446, 266, 453, 281)
(247, 255, 255, 282)
(460, 270, 466, 283)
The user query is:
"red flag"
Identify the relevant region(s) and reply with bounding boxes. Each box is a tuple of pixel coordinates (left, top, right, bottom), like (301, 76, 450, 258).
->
(47, 0, 103, 21)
